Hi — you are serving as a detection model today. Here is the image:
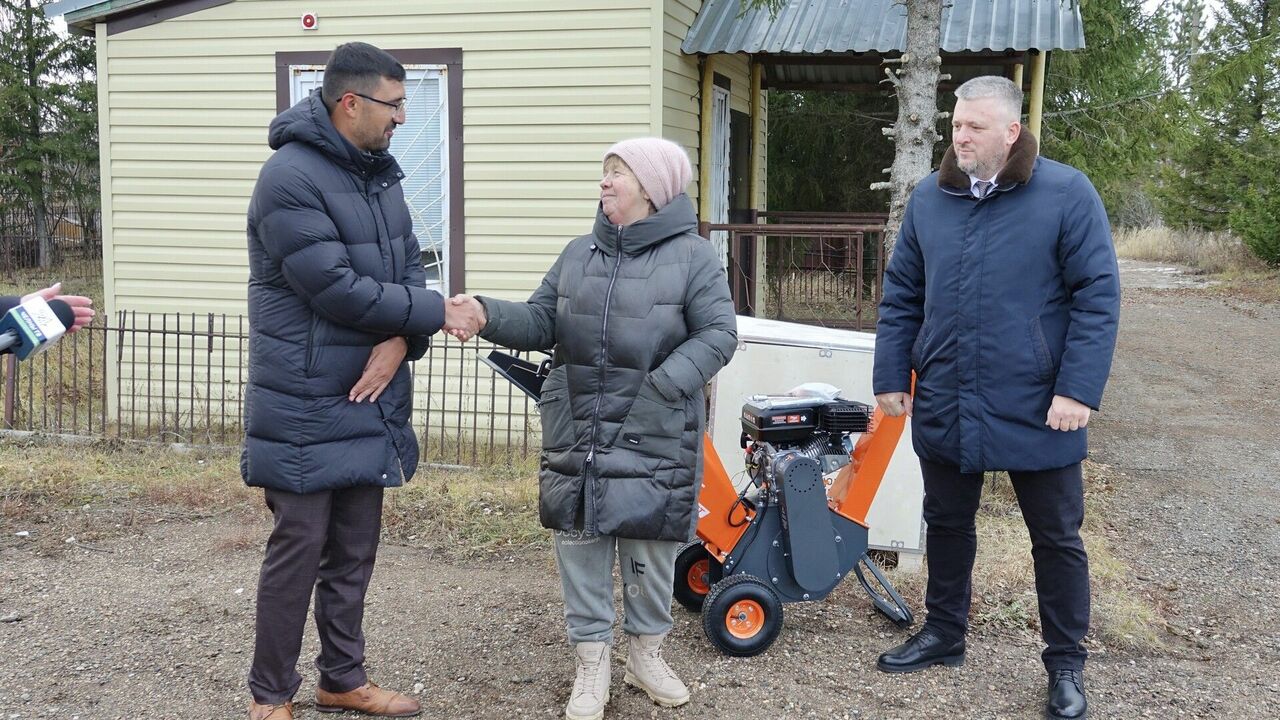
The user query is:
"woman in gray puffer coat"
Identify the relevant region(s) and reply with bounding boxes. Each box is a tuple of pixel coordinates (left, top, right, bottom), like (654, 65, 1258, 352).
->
(451, 138, 736, 720)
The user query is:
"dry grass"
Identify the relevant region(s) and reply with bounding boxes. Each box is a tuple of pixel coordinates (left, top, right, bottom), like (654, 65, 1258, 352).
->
(0, 435, 545, 559)
(1202, 268, 1280, 303)
(0, 436, 255, 553)
(383, 461, 544, 558)
(962, 461, 1164, 653)
(0, 436, 249, 513)
(0, 258, 103, 311)
(1112, 226, 1261, 275)
(1114, 226, 1280, 302)
(3, 436, 1164, 648)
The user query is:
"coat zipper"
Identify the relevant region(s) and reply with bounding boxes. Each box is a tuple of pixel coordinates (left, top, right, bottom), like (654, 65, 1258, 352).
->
(583, 225, 625, 532)
(377, 404, 406, 484)
(361, 167, 405, 485)
(304, 315, 317, 375)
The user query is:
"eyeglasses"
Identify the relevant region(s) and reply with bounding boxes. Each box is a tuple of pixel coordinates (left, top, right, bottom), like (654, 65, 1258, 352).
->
(351, 92, 406, 113)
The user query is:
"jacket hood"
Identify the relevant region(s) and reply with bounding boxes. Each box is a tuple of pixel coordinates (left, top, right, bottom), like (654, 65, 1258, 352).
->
(267, 90, 396, 177)
(938, 131, 1039, 193)
(591, 193, 700, 256)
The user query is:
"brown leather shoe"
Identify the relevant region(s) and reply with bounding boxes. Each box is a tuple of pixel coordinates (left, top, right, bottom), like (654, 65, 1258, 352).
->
(248, 700, 293, 720)
(315, 681, 421, 717)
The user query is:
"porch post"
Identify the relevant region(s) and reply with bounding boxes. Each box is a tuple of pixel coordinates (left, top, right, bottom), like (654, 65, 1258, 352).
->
(749, 60, 766, 316)
(749, 61, 762, 208)
(1027, 50, 1047, 138)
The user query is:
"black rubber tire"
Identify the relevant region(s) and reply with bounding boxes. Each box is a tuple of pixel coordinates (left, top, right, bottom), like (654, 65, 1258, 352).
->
(672, 541, 722, 612)
(701, 573, 784, 657)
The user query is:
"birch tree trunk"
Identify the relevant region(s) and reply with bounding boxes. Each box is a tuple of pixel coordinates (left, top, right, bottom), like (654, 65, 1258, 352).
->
(872, 0, 947, 254)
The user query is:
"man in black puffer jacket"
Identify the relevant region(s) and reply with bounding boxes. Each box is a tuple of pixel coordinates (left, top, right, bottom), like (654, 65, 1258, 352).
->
(242, 43, 471, 720)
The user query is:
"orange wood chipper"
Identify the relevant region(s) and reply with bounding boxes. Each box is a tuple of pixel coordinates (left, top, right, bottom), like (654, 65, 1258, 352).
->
(674, 387, 914, 656)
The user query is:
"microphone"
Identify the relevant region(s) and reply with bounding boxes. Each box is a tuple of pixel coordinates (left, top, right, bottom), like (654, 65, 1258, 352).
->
(0, 298, 76, 360)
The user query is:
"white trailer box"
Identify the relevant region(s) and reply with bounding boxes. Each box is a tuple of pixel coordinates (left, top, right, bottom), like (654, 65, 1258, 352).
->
(709, 316, 924, 570)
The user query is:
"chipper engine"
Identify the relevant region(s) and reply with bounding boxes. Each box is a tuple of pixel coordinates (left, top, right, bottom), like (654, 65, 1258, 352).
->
(674, 385, 914, 657)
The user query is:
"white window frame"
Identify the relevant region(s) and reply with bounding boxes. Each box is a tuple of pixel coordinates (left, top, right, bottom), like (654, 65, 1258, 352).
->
(288, 64, 451, 295)
(710, 85, 732, 269)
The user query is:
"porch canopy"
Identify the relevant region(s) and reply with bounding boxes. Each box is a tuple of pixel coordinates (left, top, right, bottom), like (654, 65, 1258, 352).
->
(682, 0, 1086, 206)
(683, 0, 1085, 103)
(680, 0, 1086, 327)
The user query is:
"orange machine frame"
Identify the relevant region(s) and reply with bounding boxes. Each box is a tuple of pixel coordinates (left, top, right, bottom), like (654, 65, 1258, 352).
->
(694, 406, 908, 561)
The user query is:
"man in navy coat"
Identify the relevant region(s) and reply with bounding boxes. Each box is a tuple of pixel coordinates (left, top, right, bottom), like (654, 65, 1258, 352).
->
(872, 76, 1120, 720)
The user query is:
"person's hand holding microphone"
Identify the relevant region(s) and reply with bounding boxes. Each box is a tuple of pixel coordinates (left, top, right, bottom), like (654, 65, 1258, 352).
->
(22, 282, 95, 332)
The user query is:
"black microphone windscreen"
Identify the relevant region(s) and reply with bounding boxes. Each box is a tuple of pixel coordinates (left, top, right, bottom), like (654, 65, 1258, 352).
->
(47, 299, 77, 330)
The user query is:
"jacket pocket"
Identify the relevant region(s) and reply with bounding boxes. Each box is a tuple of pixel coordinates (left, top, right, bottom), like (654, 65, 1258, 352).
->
(538, 394, 574, 450)
(1027, 318, 1053, 383)
(616, 378, 683, 459)
(911, 321, 932, 370)
(537, 368, 574, 450)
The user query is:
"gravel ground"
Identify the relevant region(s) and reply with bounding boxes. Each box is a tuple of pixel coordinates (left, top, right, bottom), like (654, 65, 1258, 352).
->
(1, 260, 1277, 719)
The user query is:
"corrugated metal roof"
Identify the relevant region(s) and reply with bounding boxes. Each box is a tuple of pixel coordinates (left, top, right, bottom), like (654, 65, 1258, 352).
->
(682, 0, 1086, 55)
(764, 60, 1015, 88)
(46, 0, 175, 35)
(43, 0, 103, 17)
(46, 0, 162, 22)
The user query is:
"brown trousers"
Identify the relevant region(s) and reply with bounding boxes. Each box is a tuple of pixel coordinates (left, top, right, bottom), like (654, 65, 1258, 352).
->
(247, 485, 383, 704)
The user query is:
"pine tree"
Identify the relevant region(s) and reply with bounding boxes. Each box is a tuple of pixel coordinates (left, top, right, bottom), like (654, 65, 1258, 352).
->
(869, 0, 943, 250)
(1040, 0, 1175, 225)
(766, 91, 896, 213)
(0, 0, 97, 268)
(1160, 0, 1280, 264)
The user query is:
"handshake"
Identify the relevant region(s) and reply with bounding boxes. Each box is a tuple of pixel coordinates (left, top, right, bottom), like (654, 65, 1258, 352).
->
(442, 294, 487, 342)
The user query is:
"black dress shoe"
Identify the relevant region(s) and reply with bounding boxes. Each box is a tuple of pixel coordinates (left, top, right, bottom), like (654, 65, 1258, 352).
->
(876, 627, 966, 673)
(1046, 669, 1088, 719)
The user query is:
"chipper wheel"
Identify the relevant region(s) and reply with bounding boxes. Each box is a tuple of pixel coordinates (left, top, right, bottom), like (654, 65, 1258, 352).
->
(673, 541, 723, 612)
(701, 574, 784, 657)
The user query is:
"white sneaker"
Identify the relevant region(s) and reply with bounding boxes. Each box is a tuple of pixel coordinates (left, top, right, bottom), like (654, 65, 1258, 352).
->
(623, 633, 690, 708)
(565, 641, 610, 720)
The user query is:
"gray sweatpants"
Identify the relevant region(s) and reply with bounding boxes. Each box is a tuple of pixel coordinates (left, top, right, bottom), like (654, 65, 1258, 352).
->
(552, 527, 681, 645)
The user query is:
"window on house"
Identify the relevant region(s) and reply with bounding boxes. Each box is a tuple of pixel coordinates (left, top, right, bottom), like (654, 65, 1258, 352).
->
(280, 49, 462, 294)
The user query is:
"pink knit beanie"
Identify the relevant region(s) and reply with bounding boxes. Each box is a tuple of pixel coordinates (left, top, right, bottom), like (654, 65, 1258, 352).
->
(603, 138, 693, 211)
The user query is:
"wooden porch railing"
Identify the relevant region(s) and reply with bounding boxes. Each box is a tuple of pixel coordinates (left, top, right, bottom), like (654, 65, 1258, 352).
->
(700, 214, 889, 332)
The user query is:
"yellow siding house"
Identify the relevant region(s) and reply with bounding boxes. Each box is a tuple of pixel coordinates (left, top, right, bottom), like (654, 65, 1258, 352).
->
(48, 0, 767, 451)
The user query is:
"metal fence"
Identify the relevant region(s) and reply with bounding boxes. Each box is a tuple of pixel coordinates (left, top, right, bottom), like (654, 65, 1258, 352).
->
(2, 196, 890, 458)
(1, 312, 542, 465)
(1, 313, 248, 444)
(0, 191, 102, 288)
(412, 334, 541, 466)
(704, 213, 889, 331)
